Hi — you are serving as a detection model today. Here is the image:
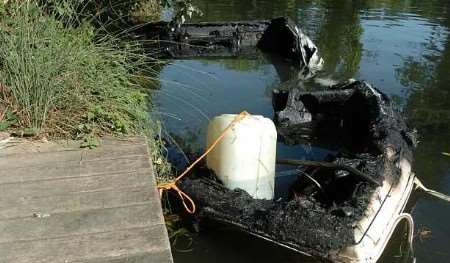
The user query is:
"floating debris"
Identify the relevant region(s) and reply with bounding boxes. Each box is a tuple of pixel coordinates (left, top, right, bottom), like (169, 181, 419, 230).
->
(134, 17, 323, 79)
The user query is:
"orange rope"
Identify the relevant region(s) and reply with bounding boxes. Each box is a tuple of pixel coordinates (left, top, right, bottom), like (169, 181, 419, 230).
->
(157, 111, 250, 214)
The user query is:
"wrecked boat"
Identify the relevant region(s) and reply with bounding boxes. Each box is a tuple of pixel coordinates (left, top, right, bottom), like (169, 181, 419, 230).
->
(146, 14, 417, 262)
(179, 80, 417, 262)
(134, 17, 324, 78)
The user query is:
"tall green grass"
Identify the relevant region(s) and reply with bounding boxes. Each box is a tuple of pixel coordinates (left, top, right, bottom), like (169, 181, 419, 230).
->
(1, 2, 148, 136)
(0, 1, 171, 179)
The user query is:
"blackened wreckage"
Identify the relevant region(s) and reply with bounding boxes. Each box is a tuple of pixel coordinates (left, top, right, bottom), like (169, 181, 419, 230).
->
(145, 17, 417, 262)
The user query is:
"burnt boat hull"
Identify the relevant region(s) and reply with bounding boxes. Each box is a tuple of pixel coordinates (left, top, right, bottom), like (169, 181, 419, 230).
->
(180, 80, 417, 262)
(134, 20, 269, 58)
(334, 155, 415, 262)
(133, 17, 323, 77)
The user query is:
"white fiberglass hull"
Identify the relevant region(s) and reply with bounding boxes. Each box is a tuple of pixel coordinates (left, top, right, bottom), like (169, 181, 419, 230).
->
(333, 149, 415, 263)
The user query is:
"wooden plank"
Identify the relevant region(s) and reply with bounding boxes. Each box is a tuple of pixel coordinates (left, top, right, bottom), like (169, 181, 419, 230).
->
(79, 250, 173, 263)
(0, 136, 173, 262)
(0, 170, 152, 200)
(0, 186, 160, 220)
(0, 204, 161, 243)
(0, 226, 172, 263)
(0, 136, 147, 157)
(0, 143, 148, 169)
(0, 155, 151, 184)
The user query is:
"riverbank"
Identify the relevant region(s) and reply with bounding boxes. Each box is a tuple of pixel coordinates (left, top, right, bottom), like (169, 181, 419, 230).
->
(0, 1, 170, 180)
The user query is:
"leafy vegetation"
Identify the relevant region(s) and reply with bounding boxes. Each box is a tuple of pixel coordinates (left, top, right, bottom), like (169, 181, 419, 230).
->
(0, 1, 173, 181)
(1, 2, 146, 137)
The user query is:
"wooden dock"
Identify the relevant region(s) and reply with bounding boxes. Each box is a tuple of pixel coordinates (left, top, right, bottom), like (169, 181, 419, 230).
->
(0, 136, 173, 263)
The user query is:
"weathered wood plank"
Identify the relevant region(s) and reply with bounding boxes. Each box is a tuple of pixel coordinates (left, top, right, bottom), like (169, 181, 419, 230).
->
(0, 170, 152, 199)
(0, 136, 147, 156)
(0, 186, 160, 220)
(0, 136, 172, 262)
(0, 143, 148, 169)
(0, 226, 171, 263)
(0, 155, 151, 184)
(0, 204, 161, 243)
(79, 250, 173, 263)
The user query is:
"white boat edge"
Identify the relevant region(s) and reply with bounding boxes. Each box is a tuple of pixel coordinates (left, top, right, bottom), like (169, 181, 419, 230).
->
(333, 147, 415, 263)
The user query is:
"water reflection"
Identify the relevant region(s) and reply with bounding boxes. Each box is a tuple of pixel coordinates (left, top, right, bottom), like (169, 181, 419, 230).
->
(154, 0, 450, 262)
(314, 1, 364, 79)
(156, 58, 279, 150)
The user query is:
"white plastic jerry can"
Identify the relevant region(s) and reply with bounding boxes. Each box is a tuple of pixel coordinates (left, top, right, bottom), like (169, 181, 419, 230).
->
(206, 114, 277, 200)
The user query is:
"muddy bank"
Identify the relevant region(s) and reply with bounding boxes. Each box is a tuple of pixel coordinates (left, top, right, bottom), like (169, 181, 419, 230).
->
(178, 80, 416, 260)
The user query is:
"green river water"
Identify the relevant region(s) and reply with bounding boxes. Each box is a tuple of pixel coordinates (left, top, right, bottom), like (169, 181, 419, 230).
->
(153, 0, 450, 262)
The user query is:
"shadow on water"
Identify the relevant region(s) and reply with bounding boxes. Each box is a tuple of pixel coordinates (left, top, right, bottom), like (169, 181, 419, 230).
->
(152, 0, 450, 262)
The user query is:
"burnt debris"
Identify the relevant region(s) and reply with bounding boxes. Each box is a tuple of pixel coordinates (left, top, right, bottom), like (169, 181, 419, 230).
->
(135, 20, 269, 58)
(273, 80, 416, 183)
(133, 17, 323, 75)
(258, 17, 323, 73)
(180, 166, 361, 259)
(178, 80, 417, 260)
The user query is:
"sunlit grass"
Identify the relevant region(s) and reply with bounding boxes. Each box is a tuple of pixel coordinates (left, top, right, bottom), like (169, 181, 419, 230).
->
(0, 1, 172, 181)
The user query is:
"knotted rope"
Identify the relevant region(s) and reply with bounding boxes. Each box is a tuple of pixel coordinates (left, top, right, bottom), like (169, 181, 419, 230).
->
(157, 111, 250, 213)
